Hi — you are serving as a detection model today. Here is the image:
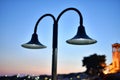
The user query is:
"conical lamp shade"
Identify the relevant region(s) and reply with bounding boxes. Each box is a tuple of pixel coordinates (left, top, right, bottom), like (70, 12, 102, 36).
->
(66, 25, 97, 45)
(21, 33, 46, 49)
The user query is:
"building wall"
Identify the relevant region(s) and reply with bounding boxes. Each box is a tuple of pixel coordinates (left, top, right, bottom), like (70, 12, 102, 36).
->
(112, 43, 120, 70)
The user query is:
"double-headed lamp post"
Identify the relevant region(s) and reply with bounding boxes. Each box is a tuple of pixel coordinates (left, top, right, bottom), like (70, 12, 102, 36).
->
(21, 7, 97, 80)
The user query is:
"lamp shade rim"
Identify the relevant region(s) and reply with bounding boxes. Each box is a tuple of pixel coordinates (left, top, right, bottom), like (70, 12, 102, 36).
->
(66, 38, 97, 45)
(21, 43, 46, 49)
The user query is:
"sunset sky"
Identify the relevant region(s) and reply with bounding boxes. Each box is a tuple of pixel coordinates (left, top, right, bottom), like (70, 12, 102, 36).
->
(0, 0, 120, 76)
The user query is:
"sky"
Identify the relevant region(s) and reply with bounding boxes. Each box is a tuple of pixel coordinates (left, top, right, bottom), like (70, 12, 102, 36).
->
(0, 0, 120, 76)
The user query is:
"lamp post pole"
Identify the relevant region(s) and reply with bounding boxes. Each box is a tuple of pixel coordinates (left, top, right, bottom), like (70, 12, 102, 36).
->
(52, 21, 58, 80)
(21, 7, 97, 80)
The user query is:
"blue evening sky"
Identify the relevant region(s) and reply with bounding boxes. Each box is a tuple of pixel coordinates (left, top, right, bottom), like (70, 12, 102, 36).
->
(0, 0, 120, 76)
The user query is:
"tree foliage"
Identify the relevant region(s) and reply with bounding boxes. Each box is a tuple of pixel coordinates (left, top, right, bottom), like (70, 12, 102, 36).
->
(82, 54, 106, 76)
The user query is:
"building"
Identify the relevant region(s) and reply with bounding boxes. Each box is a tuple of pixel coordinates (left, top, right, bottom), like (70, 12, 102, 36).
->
(104, 43, 120, 74)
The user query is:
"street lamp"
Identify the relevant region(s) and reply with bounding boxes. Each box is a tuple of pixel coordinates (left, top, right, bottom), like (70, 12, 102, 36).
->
(21, 7, 97, 80)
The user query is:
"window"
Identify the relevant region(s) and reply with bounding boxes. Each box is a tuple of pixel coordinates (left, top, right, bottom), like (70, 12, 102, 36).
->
(118, 48, 120, 52)
(112, 48, 116, 52)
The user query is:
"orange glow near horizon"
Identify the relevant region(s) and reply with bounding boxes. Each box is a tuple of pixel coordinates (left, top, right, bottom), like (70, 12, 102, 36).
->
(0, 66, 86, 76)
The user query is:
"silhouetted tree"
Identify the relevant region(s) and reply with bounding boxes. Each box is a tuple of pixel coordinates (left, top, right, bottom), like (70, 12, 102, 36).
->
(82, 53, 106, 77)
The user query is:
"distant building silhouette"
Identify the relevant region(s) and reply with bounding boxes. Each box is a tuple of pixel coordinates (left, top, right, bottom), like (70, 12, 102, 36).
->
(104, 43, 120, 74)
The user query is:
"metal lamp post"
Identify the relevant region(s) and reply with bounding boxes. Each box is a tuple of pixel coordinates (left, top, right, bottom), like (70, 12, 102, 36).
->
(21, 7, 97, 80)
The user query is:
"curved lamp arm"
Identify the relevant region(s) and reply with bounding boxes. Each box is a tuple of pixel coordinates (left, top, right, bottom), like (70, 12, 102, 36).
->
(56, 7, 96, 45)
(57, 7, 83, 25)
(34, 8, 83, 34)
(21, 14, 56, 49)
(34, 14, 56, 34)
